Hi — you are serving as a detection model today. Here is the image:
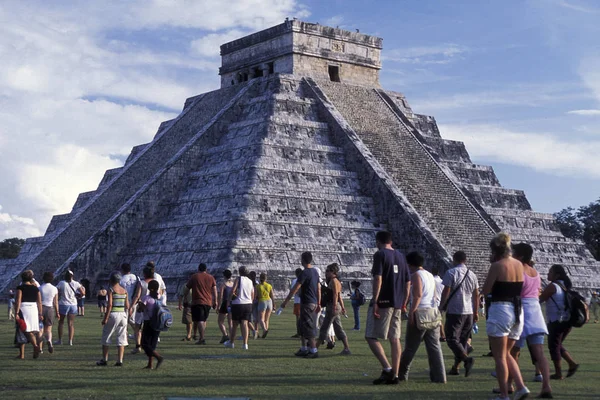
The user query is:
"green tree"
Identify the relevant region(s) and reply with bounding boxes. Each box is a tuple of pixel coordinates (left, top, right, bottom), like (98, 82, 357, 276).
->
(555, 199, 600, 261)
(578, 200, 600, 260)
(0, 237, 25, 259)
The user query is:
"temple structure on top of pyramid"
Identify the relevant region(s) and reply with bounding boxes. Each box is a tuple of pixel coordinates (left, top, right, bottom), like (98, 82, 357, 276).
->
(1, 19, 599, 295)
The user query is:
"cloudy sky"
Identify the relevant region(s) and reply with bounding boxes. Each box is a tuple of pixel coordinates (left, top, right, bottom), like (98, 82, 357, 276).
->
(1, 0, 599, 240)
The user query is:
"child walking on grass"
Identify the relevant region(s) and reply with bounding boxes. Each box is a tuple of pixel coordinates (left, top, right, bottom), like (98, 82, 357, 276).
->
(139, 280, 164, 369)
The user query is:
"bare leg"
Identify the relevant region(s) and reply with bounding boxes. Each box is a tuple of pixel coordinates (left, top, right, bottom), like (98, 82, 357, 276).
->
(18, 344, 25, 359)
(390, 338, 402, 377)
(265, 308, 272, 331)
(490, 336, 510, 398)
(241, 321, 249, 345)
(218, 313, 228, 337)
(185, 323, 192, 339)
(102, 345, 109, 361)
(134, 323, 142, 348)
(366, 338, 392, 370)
(58, 314, 66, 342)
(530, 343, 552, 394)
(198, 321, 206, 341)
(229, 321, 239, 344)
(117, 346, 124, 363)
(258, 310, 267, 334)
(506, 339, 526, 391)
(67, 313, 75, 344)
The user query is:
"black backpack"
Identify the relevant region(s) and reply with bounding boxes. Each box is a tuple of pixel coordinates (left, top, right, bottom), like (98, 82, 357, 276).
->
(552, 282, 589, 328)
(320, 283, 333, 307)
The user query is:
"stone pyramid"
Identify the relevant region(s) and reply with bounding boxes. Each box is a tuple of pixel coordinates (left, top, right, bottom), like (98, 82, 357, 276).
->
(2, 20, 599, 294)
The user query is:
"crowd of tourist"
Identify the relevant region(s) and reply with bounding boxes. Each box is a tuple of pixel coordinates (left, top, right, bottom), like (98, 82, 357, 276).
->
(8, 230, 596, 399)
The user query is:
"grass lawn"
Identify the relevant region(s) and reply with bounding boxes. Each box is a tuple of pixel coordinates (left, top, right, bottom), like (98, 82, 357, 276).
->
(1, 305, 599, 399)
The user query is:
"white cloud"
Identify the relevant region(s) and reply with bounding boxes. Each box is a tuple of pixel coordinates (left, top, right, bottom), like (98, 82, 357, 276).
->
(411, 82, 591, 112)
(0, 205, 42, 239)
(0, 0, 312, 240)
(567, 109, 600, 115)
(440, 123, 600, 179)
(554, 0, 599, 14)
(191, 30, 248, 57)
(383, 44, 469, 65)
(323, 15, 344, 28)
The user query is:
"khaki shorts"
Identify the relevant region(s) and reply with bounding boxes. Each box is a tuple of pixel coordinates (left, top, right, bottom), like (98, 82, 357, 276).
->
(102, 311, 129, 346)
(42, 306, 56, 327)
(365, 306, 402, 340)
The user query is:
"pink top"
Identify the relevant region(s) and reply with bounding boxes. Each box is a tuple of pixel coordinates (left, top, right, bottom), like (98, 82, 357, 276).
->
(521, 270, 541, 299)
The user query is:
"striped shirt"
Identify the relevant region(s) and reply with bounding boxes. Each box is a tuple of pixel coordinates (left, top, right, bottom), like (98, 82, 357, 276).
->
(111, 292, 127, 313)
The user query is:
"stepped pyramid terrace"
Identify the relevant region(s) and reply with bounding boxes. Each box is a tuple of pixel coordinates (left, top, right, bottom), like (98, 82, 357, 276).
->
(1, 19, 599, 295)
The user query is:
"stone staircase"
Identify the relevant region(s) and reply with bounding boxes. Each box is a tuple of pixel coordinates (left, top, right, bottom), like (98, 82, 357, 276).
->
(113, 75, 385, 294)
(313, 80, 496, 280)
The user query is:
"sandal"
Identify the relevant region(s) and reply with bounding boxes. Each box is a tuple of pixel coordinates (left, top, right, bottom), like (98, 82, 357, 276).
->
(566, 364, 579, 378)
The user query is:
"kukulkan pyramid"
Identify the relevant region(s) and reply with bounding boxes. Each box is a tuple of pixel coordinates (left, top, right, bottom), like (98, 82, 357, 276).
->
(2, 19, 599, 295)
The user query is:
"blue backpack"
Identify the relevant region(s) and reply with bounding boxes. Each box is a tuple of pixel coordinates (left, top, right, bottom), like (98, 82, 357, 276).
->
(151, 302, 173, 332)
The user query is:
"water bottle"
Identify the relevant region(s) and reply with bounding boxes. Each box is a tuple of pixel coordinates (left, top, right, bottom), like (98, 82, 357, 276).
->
(472, 323, 479, 334)
(276, 307, 283, 316)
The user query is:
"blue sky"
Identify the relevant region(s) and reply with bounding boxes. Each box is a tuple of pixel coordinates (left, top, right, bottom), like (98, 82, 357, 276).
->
(0, 0, 599, 240)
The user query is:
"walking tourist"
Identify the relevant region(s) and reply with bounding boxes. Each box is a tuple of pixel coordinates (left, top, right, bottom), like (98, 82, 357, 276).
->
(39, 272, 59, 354)
(130, 266, 154, 354)
(316, 263, 350, 355)
(398, 252, 446, 383)
(147, 261, 167, 306)
(431, 267, 446, 342)
(119, 263, 138, 333)
(256, 272, 276, 338)
(139, 280, 164, 369)
(224, 266, 254, 350)
(14, 270, 42, 359)
(78, 278, 89, 316)
(178, 273, 195, 341)
(217, 269, 233, 343)
(591, 291, 600, 323)
(56, 270, 84, 345)
(97, 286, 108, 317)
(281, 251, 322, 359)
(185, 263, 217, 345)
(290, 267, 303, 338)
(248, 270, 259, 339)
(483, 233, 529, 400)
(539, 264, 580, 380)
(508, 243, 552, 398)
(8, 290, 15, 321)
(365, 231, 411, 384)
(439, 251, 478, 377)
(349, 280, 365, 331)
(97, 272, 129, 367)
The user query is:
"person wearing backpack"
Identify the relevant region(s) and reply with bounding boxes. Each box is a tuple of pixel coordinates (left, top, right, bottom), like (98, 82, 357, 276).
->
(139, 280, 164, 369)
(97, 272, 129, 367)
(539, 264, 579, 380)
(350, 280, 365, 331)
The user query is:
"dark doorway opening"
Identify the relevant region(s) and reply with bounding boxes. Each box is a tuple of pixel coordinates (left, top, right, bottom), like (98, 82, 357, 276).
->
(328, 65, 340, 82)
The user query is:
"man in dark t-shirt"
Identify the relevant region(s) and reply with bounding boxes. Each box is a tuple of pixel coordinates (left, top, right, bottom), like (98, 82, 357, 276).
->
(366, 231, 411, 385)
(186, 263, 217, 345)
(281, 251, 321, 358)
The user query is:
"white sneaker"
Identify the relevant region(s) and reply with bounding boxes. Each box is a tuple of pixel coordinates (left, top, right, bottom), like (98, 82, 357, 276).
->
(533, 374, 543, 382)
(224, 340, 234, 348)
(513, 386, 530, 400)
(68, 340, 73, 346)
(242, 344, 248, 350)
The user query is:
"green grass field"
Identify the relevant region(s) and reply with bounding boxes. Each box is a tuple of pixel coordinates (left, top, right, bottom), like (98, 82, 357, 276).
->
(1, 305, 599, 400)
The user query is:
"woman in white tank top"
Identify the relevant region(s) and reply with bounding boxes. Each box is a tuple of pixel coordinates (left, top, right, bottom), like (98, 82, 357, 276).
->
(398, 252, 446, 383)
